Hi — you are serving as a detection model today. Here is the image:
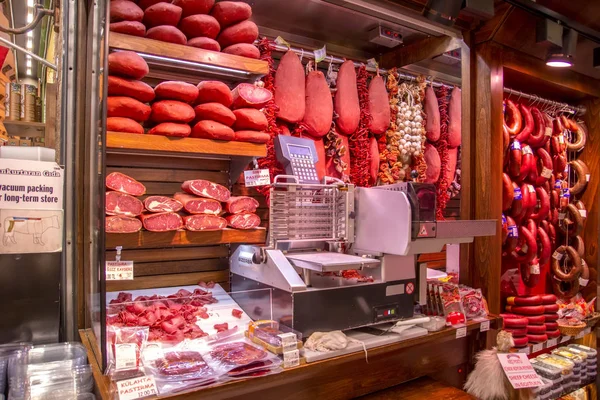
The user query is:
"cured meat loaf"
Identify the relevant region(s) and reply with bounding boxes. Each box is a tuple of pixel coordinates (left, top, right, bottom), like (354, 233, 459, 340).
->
(106, 191, 144, 217)
(543, 313, 558, 322)
(232, 108, 267, 131)
(546, 330, 560, 339)
(211, 1, 251, 28)
(110, 0, 144, 22)
(187, 37, 221, 52)
(369, 137, 379, 185)
(172, 0, 215, 18)
(140, 212, 183, 232)
(222, 44, 259, 59)
(147, 123, 191, 137)
(217, 20, 259, 49)
(334, 60, 360, 135)
(194, 103, 236, 126)
(144, 196, 183, 213)
(367, 75, 390, 135)
(139, 0, 171, 10)
(447, 87, 461, 148)
(424, 143, 440, 183)
(184, 215, 227, 231)
(274, 51, 305, 123)
(110, 21, 146, 37)
(146, 26, 187, 45)
(303, 71, 333, 138)
(108, 97, 152, 122)
(196, 81, 233, 107)
(225, 196, 259, 214)
(151, 101, 195, 123)
(425, 86, 440, 142)
(108, 51, 149, 80)
(191, 120, 235, 140)
(106, 117, 144, 134)
(154, 81, 199, 103)
(174, 192, 222, 215)
(182, 179, 230, 202)
(106, 172, 146, 196)
(226, 213, 260, 229)
(108, 76, 155, 103)
(545, 322, 558, 331)
(543, 304, 559, 313)
(178, 14, 220, 39)
(444, 147, 458, 184)
(143, 3, 183, 28)
(106, 216, 143, 233)
(234, 131, 270, 144)
(231, 83, 272, 109)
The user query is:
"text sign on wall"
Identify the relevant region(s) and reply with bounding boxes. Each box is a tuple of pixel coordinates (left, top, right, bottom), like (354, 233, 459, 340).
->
(0, 159, 63, 210)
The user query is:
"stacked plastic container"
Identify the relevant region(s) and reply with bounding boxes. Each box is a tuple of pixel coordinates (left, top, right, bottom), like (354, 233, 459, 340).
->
(5, 342, 95, 400)
(566, 344, 597, 384)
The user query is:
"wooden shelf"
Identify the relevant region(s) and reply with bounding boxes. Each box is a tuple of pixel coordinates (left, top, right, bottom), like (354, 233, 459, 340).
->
(4, 120, 45, 137)
(106, 131, 267, 158)
(109, 32, 269, 78)
(105, 228, 266, 249)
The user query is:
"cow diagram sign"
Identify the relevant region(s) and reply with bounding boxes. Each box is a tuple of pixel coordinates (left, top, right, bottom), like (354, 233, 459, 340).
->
(0, 158, 64, 253)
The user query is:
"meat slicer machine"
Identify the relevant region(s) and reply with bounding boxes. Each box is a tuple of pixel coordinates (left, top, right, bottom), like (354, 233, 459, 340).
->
(231, 136, 495, 336)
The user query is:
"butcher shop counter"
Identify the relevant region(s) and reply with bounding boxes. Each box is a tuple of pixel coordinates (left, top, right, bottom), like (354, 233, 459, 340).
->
(80, 316, 499, 400)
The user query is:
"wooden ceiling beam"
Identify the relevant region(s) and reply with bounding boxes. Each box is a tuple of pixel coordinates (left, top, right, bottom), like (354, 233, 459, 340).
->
(379, 35, 462, 69)
(473, 2, 514, 45)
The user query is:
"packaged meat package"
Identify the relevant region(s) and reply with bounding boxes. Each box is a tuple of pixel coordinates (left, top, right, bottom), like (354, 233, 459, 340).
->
(196, 81, 233, 107)
(154, 81, 200, 103)
(191, 120, 235, 140)
(217, 20, 259, 49)
(211, 1, 252, 28)
(143, 3, 183, 28)
(147, 350, 219, 395)
(234, 131, 270, 144)
(107, 96, 151, 122)
(226, 212, 260, 229)
(303, 71, 333, 138)
(107, 117, 145, 135)
(106, 191, 144, 217)
(225, 196, 259, 214)
(178, 14, 220, 39)
(181, 179, 231, 202)
(184, 214, 227, 231)
(108, 51, 149, 80)
(146, 25, 187, 45)
(106, 172, 147, 196)
(194, 103, 236, 126)
(110, 0, 144, 22)
(274, 51, 305, 123)
(151, 100, 195, 123)
(425, 86, 440, 142)
(110, 21, 147, 37)
(367, 75, 390, 135)
(232, 108, 267, 131)
(187, 37, 221, 52)
(334, 61, 360, 136)
(202, 340, 270, 373)
(147, 122, 192, 137)
(172, 0, 215, 18)
(108, 76, 155, 103)
(174, 192, 222, 214)
(108, 326, 149, 370)
(143, 196, 183, 213)
(231, 83, 272, 109)
(106, 216, 143, 233)
(222, 43, 260, 59)
(139, 212, 183, 232)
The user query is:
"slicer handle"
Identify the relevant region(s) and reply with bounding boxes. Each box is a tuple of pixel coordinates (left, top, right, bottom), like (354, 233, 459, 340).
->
(274, 175, 300, 184)
(322, 176, 345, 185)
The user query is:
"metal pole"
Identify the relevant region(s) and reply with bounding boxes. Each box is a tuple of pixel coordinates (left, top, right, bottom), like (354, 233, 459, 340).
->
(0, 35, 57, 70)
(503, 87, 586, 115)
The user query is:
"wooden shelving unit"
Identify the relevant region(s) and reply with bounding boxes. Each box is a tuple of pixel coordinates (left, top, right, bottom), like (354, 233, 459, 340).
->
(4, 120, 45, 137)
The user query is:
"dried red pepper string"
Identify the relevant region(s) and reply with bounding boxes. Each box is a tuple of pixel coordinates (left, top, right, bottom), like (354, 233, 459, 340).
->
(349, 65, 372, 187)
(434, 86, 450, 220)
(378, 68, 401, 184)
(256, 38, 283, 204)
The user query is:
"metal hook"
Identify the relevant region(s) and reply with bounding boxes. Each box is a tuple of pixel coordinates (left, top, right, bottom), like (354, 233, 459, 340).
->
(0, 3, 54, 35)
(299, 49, 304, 62)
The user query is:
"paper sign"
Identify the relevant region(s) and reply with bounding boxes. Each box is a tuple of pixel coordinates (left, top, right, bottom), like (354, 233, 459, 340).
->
(0, 159, 64, 210)
(0, 209, 63, 254)
(586, 174, 591, 182)
(480, 320, 490, 332)
(497, 353, 543, 389)
(313, 45, 327, 63)
(532, 343, 543, 353)
(244, 169, 270, 187)
(283, 349, 300, 368)
(117, 376, 158, 400)
(456, 326, 467, 338)
(274, 36, 291, 49)
(547, 338, 558, 348)
(106, 261, 134, 280)
(561, 335, 571, 343)
(115, 343, 138, 370)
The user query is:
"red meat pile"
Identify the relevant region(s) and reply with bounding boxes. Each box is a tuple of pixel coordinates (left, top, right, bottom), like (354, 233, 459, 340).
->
(107, 287, 218, 342)
(501, 294, 560, 348)
(109, 0, 260, 58)
(105, 171, 147, 234)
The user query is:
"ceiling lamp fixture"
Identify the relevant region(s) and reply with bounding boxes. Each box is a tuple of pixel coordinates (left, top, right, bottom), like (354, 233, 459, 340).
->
(545, 53, 573, 68)
(423, 0, 463, 26)
(26, 68, 32, 75)
(545, 28, 577, 68)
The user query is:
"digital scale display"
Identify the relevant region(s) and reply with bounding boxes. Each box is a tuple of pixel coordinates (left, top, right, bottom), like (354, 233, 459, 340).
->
(275, 135, 320, 184)
(288, 143, 312, 156)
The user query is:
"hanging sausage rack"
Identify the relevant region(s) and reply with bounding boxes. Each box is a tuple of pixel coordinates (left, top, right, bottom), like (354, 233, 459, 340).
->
(504, 87, 586, 115)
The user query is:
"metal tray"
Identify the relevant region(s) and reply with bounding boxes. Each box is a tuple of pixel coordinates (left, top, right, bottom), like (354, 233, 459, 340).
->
(286, 252, 379, 272)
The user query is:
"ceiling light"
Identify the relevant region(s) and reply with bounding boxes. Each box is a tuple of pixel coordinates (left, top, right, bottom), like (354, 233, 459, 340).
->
(27, 13, 33, 23)
(545, 28, 577, 68)
(26, 59, 32, 68)
(26, 39, 33, 49)
(26, 68, 32, 75)
(546, 54, 573, 68)
(423, 0, 463, 27)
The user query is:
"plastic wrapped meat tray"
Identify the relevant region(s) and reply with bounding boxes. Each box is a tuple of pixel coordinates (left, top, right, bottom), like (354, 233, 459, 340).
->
(202, 339, 275, 373)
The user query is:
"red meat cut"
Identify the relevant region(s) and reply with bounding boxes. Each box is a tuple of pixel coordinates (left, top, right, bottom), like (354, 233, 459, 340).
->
(210, 1, 252, 28)
(196, 81, 233, 107)
(106, 216, 143, 233)
(231, 83, 272, 109)
(144, 196, 183, 213)
(184, 214, 227, 231)
(108, 76, 155, 103)
(110, 21, 146, 37)
(140, 212, 183, 232)
(181, 180, 231, 202)
(174, 192, 222, 214)
(108, 51, 149, 80)
(226, 213, 260, 229)
(187, 37, 221, 52)
(106, 191, 144, 217)
(154, 81, 200, 103)
(225, 196, 259, 214)
(334, 60, 360, 136)
(106, 172, 146, 196)
(274, 51, 305, 123)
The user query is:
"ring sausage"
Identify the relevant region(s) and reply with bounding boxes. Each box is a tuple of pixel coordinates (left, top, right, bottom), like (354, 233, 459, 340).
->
(536, 226, 551, 266)
(551, 245, 582, 282)
(545, 322, 558, 331)
(569, 160, 589, 196)
(517, 145, 535, 183)
(504, 327, 528, 337)
(551, 134, 567, 154)
(509, 183, 523, 218)
(530, 187, 550, 222)
(501, 315, 528, 328)
(528, 107, 549, 148)
(502, 215, 509, 244)
(504, 216, 518, 254)
(515, 104, 533, 143)
(504, 100, 522, 136)
(552, 276, 580, 299)
(543, 313, 558, 321)
(546, 329, 560, 339)
(529, 147, 553, 186)
(506, 295, 542, 306)
(565, 122, 587, 152)
(560, 203, 584, 236)
(502, 173, 514, 211)
(512, 336, 529, 348)
(520, 259, 541, 288)
(503, 124, 510, 155)
(553, 154, 567, 179)
(508, 140, 522, 178)
(505, 305, 545, 315)
(552, 117, 564, 136)
(512, 226, 537, 263)
(569, 235, 585, 257)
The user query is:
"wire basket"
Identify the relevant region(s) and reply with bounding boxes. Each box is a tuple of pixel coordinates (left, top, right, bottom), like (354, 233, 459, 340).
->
(558, 322, 587, 337)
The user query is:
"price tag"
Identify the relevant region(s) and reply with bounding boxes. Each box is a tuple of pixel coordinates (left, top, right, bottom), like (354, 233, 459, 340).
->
(508, 225, 518, 238)
(366, 58, 379, 69)
(547, 338, 558, 348)
(513, 187, 523, 200)
(313, 45, 327, 63)
(511, 141, 522, 150)
(117, 376, 158, 400)
(143, 343, 162, 363)
(558, 212, 566, 220)
(559, 135, 565, 144)
(521, 144, 531, 154)
(244, 169, 270, 187)
(544, 127, 552, 137)
(497, 353, 543, 389)
(560, 335, 571, 343)
(456, 326, 467, 339)
(518, 347, 531, 355)
(579, 209, 587, 218)
(586, 174, 591, 182)
(576, 330, 586, 339)
(527, 185, 535, 194)
(541, 167, 553, 179)
(584, 327, 592, 336)
(278, 332, 298, 352)
(554, 180, 563, 189)
(579, 277, 589, 287)
(115, 343, 138, 370)
(283, 349, 300, 368)
(480, 320, 490, 332)
(532, 343, 543, 353)
(552, 251, 563, 261)
(529, 264, 540, 274)
(106, 261, 134, 281)
(274, 36, 291, 49)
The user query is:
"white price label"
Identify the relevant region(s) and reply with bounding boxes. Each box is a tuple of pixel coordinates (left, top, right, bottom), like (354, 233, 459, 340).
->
(274, 36, 291, 49)
(456, 326, 467, 339)
(547, 338, 558, 348)
(117, 376, 158, 400)
(106, 261, 134, 281)
(576, 331, 586, 339)
(552, 251, 563, 261)
(313, 45, 327, 63)
(527, 185, 535, 193)
(586, 174, 591, 182)
(544, 127, 552, 137)
(115, 343, 138, 370)
(480, 320, 490, 332)
(532, 343, 543, 353)
(560, 335, 571, 343)
(521, 144, 531, 154)
(518, 347, 531, 355)
(278, 332, 298, 352)
(579, 277, 589, 287)
(244, 169, 270, 187)
(558, 212, 566, 220)
(541, 167, 553, 179)
(579, 209, 587, 218)
(143, 343, 162, 363)
(529, 264, 540, 274)
(497, 353, 543, 389)
(283, 349, 300, 368)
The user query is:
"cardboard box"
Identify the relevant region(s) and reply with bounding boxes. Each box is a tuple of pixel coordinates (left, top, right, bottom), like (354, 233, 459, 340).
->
(33, 142, 45, 147)
(7, 137, 18, 146)
(19, 138, 32, 146)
